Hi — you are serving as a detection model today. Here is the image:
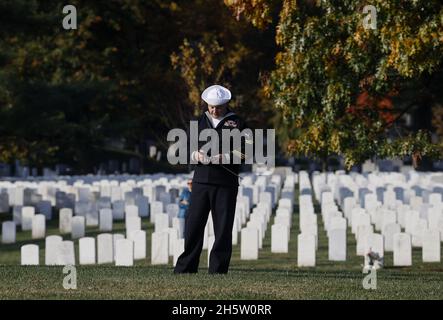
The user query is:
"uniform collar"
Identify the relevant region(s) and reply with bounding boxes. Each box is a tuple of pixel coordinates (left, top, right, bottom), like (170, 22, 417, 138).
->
(204, 110, 236, 128)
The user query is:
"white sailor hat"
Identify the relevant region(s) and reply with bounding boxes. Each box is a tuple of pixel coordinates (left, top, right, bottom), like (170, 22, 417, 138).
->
(201, 85, 231, 106)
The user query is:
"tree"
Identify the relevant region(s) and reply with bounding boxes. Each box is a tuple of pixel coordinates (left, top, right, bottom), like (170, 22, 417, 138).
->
(226, 0, 443, 169)
(170, 0, 276, 129)
(0, 0, 277, 173)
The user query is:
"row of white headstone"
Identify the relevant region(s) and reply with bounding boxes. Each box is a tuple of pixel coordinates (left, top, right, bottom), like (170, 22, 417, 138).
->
(297, 171, 317, 267)
(2, 172, 283, 226)
(232, 170, 315, 267)
(240, 173, 297, 260)
(20, 230, 186, 266)
(1, 177, 185, 208)
(9, 171, 299, 267)
(270, 203, 292, 253)
(1, 176, 189, 232)
(10, 178, 191, 266)
(312, 171, 442, 266)
(1, 200, 184, 244)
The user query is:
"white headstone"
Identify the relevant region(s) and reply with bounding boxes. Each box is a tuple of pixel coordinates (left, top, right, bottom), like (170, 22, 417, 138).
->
(132, 230, 147, 260)
(259, 192, 272, 211)
(353, 212, 371, 235)
(240, 227, 259, 260)
(166, 228, 179, 257)
(356, 225, 374, 256)
(79, 237, 96, 265)
(343, 197, 356, 220)
(155, 213, 169, 233)
(405, 210, 420, 234)
(381, 211, 397, 232)
(350, 207, 365, 231)
(2, 221, 16, 244)
(21, 206, 35, 231)
(125, 209, 139, 223)
(58, 240, 75, 265)
(71, 216, 85, 240)
(236, 204, 247, 225)
(364, 233, 384, 267)
(412, 219, 428, 247)
(45, 235, 63, 265)
(247, 220, 263, 249)
(172, 217, 185, 239)
(429, 193, 441, 206)
(31, 214, 46, 239)
(329, 217, 346, 236)
(126, 216, 141, 238)
(125, 204, 139, 219)
(97, 233, 114, 264)
(86, 210, 99, 227)
(383, 190, 397, 209)
(115, 239, 133, 266)
(393, 233, 412, 266)
(303, 223, 318, 250)
(427, 207, 442, 229)
(113, 234, 125, 260)
(410, 196, 423, 210)
(383, 223, 401, 252)
(302, 214, 318, 233)
(13, 187, 24, 206)
(150, 201, 163, 223)
(271, 224, 289, 253)
(328, 228, 346, 261)
(166, 203, 179, 226)
(396, 204, 409, 228)
(274, 215, 290, 237)
(151, 231, 169, 265)
(321, 191, 334, 205)
(297, 233, 316, 267)
(422, 230, 440, 262)
(111, 186, 122, 202)
(276, 208, 292, 226)
(232, 222, 239, 245)
(21, 244, 39, 265)
(278, 198, 292, 211)
(59, 208, 73, 234)
(99, 209, 113, 232)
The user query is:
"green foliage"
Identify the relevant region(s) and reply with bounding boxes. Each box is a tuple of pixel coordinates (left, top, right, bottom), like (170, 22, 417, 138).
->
(226, 0, 443, 169)
(0, 0, 276, 172)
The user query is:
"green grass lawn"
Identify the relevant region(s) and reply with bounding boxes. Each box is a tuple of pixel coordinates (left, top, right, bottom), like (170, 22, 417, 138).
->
(0, 192, 442, 300)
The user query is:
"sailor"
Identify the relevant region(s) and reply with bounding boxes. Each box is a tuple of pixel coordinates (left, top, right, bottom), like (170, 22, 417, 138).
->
(174, 84, 250, 274)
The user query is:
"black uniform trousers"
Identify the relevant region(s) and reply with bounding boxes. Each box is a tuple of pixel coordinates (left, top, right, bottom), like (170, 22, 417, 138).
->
(174, 182, 238, 274)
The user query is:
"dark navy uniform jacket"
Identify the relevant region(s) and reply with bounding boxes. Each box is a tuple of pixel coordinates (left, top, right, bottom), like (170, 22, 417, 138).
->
(188, 109, 251, 187)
